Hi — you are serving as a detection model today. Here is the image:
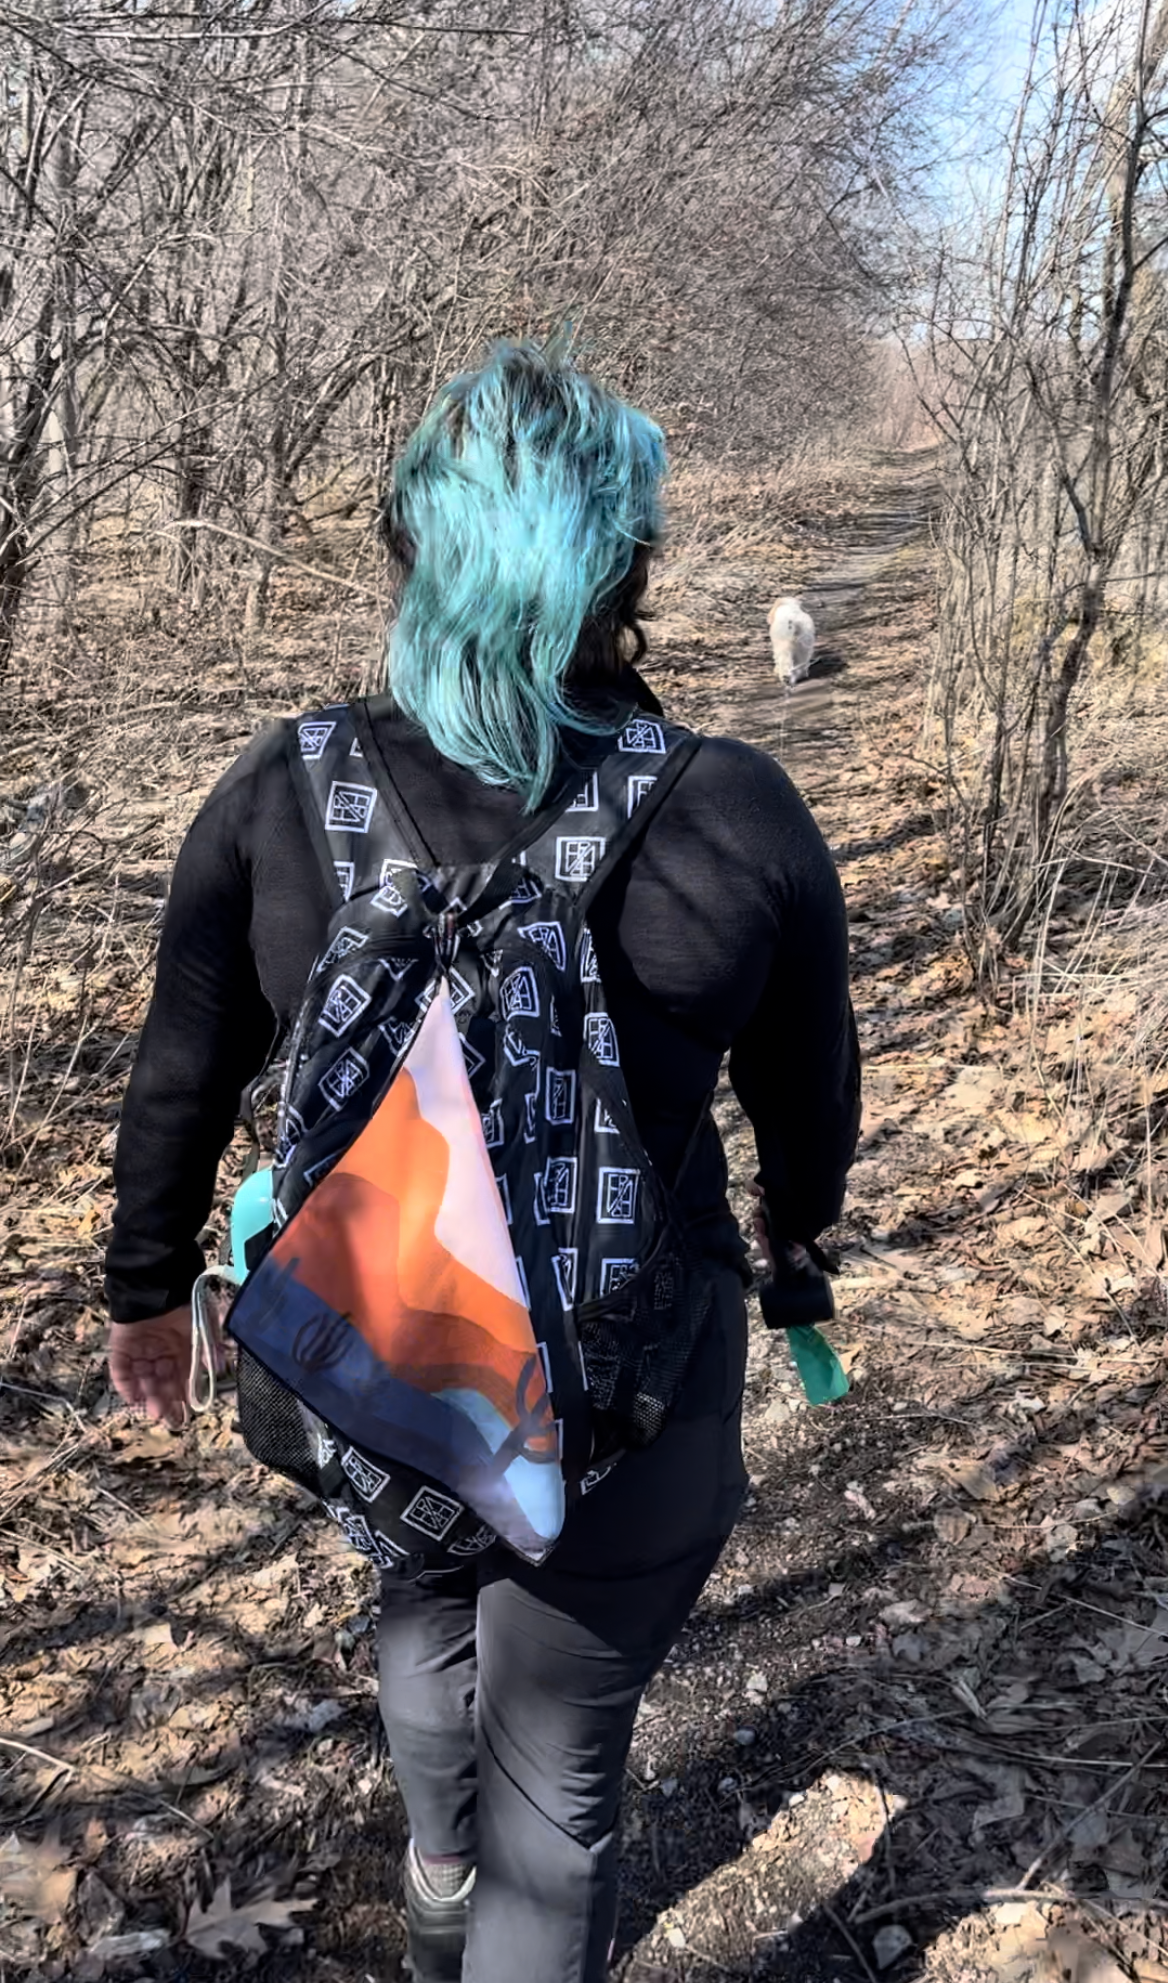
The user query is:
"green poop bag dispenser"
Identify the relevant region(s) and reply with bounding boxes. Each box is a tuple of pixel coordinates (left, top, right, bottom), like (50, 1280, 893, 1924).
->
(754, 1191, 849, 1406)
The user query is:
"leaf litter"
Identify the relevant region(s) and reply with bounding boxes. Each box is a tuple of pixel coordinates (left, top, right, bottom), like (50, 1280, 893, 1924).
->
(1, 456, 1166, 1979)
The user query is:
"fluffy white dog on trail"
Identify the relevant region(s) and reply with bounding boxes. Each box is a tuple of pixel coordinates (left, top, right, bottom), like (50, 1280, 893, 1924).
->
(768, 597, 816, 683)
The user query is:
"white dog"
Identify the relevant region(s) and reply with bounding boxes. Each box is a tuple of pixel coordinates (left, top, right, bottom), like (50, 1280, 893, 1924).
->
(768, 596, 816, 683)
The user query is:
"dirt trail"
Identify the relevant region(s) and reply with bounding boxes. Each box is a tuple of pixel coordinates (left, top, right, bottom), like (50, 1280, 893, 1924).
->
(617, 458, 1167, 1983)
(699, 475, 933, 772)
(2, 455, 1165, 1983)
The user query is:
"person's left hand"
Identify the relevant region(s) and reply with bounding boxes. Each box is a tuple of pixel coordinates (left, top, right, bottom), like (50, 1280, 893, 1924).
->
(107, 1307, 211, 1430)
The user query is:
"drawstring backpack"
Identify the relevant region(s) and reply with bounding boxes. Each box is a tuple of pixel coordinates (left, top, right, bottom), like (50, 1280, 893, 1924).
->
(212, 697, 717, 1578)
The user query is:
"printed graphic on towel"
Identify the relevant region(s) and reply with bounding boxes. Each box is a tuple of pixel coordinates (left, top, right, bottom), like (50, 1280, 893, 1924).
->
(229, 985, 565, 1562)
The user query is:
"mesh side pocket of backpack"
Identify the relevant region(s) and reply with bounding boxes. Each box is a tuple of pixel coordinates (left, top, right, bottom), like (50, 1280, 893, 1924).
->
(236, 1346, 325, 1500)
(577, 1244, 715, 1456)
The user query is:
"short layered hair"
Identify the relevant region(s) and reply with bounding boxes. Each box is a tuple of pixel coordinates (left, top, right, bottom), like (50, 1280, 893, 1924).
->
(379, 340, 665, 810)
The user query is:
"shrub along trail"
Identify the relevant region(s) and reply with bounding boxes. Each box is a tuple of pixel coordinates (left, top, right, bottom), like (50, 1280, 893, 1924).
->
(1, 456, 1165, 1982)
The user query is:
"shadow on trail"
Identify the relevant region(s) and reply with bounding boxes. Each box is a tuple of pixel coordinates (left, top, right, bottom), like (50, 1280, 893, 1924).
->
(609, 1396, 1167, 1981)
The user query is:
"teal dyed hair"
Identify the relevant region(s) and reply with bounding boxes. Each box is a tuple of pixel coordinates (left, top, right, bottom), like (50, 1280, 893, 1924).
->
(380, 340, 666, 810)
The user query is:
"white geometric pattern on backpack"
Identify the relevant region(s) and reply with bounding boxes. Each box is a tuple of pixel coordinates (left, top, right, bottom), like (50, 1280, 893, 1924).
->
(461, 1037, 486, 1079)
(566, 771, 599, 812)
(511, 873, 542, 905)
(555, 835, 605, 882)
(524, 1091, 538, 1144)
(545, 1067, 576, 1126)
(499, 966, 540, 1020)
(543, 1157, 577, 1215)
(334, 859, 355, 901)
(329, 1503, 377, 1555)
(618, 717, 666, 754)
(503, 1026, 540, 1073)
(627, 773, 657, 817)
(402, 1486, 463, 1541)
(518, 921, 567, 970)
(494, 1173, 513, 1224)
(594, 1098, 619, 1135)
(448, 1521, 498, 1557)
(341, 1446, 392, 1502)
(599, 1257, 638, 1295)
(598, 1168, 639, 1222)
(299, 719, 337, 760)
(371, 1530, 409, 1567)
(374, 860, 410, 917)
(585, 1012, 619, 1065)
(513, 1254, 530, 1305)
(316, 926, 369, 974)
(379, 1015, 413, 1058)
(274, 1105, 306, 1169)
(481, 1098, 504, 1148)
(320, 974, 372, 1037)
(325, 781, 378, 833)
(449, 968, 475, 1014)
(319, 1048, 369, 1109)
(579, 930, 600, 983)
(552, 1248, 578, 1307)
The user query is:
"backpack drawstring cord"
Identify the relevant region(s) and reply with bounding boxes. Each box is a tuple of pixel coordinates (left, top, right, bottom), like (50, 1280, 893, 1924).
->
(433, 907, 459, 972)
(188, 1269, 238, 1415)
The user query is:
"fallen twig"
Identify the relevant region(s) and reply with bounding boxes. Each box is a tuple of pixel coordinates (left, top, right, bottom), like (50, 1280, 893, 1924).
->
(824, 1903, 882, 1983)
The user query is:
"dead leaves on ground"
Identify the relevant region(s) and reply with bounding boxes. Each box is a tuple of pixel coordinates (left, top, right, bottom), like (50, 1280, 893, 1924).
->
(0, 1823, 316, 1972)
(184, 1880, 315, 1960)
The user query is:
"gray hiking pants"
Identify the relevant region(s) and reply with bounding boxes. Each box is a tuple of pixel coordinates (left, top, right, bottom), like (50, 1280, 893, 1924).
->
(376, 1268, 749, 1983)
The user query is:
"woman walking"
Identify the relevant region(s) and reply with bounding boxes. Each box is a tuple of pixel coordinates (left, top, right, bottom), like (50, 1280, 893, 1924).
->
(105, 340, 859, 1982)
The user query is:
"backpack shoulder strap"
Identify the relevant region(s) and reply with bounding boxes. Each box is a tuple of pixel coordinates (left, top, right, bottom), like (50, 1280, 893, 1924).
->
(518, 716, 701, 914)
(287, 702, 422, 908)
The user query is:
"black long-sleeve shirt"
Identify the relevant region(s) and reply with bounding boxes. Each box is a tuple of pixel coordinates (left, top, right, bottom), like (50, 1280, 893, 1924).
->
(104, 688, 859, 1323)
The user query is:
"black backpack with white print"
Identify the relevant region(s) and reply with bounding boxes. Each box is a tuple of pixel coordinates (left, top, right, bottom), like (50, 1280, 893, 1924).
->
(228, 695, 713, 1579)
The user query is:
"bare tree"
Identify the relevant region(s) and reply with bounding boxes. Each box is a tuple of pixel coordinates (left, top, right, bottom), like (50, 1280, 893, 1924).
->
(0, 0, 962, 663)
(921, 0, 1168, 980)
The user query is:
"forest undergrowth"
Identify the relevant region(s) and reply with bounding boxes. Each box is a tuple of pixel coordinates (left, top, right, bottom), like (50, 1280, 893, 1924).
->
(0, 453, 1166, 1983)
